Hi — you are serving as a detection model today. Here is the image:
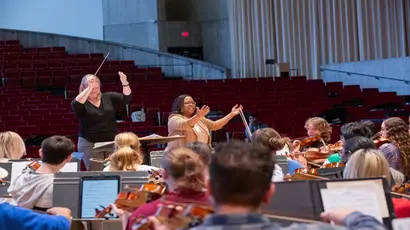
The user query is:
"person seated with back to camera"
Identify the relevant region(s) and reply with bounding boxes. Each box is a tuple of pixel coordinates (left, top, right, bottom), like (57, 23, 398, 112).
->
(341, 136, 405, 187)
(8, 136, 75, 211)
(111, 147, 209, 230)
(185, 141, 214, 181)
(343, 148, 410, 218)
(104, 132, 158, 172)
(251, 128, 304, 180)
(323, 122, 373, 165)
(0, 131, 26, 162)
(147, 140, 387, 230)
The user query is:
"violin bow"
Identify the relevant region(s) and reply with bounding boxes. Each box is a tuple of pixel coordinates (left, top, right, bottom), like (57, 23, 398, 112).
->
(239, 109, 252, 139)
(94, 51, 110, 76)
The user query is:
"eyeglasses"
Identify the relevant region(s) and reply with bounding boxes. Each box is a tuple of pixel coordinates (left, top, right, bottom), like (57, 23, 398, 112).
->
(184, 101, 196, 105)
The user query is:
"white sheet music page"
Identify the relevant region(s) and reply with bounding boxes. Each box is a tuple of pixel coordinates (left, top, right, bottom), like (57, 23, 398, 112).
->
(320, 188, 383, 222)
(11, 162, 30, 183)
(392, 218, 410, 230)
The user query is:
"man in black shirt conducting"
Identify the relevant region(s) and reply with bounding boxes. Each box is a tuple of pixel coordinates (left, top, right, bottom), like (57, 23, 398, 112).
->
(71, 72, 132, 169)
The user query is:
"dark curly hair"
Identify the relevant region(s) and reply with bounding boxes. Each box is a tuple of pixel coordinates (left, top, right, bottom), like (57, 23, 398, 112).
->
(384, 117, 410, 178)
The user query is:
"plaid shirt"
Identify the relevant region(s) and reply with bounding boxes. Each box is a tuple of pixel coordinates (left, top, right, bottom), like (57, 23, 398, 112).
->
(379, 143, 402, 170)
(190, 212, 386, 230)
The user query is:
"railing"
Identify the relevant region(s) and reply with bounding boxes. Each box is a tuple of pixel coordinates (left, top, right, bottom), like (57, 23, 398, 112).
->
(320, 68, 410, 84)
(138, 64, 194, 79)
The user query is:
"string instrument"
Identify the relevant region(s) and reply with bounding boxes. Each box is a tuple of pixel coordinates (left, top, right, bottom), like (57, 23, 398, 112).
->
(24, 159, 41, 172)
(321, 162, 345, 168)
(373, 137, 390, 148)
(391, 182, 410, 199)
(132, 203, 214, 230)
(94, 170, 168, 217)
(293, 135, 322, 152)
(285, 168, 328, 181)
(327, 140, 343, 152)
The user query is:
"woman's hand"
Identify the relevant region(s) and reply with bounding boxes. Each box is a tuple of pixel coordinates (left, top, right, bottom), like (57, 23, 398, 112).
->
(230, 104, 243, 116)
(118, 71, 128, 84)
(86, 76, 96, 88)
(196, 105, 210, 117)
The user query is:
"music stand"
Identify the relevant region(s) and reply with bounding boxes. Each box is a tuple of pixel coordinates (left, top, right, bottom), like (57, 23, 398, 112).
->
(92, 135, 185, 166)
(139, 135, 185, 165)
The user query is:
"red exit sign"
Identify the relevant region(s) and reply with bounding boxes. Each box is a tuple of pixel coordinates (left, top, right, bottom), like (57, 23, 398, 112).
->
(181, 31, 189, 37)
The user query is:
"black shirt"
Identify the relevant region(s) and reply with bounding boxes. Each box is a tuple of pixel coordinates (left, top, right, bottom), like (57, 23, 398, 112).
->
(71, 92, 132, 142)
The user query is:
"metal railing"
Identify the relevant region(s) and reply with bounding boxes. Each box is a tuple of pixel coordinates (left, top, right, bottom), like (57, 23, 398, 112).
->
(320, 68, 410, 84)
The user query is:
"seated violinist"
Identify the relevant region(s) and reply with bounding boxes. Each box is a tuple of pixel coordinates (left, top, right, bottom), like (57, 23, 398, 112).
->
(8, 136, 75, 211)
(112, 147, 208, 230)
(251, 128, 304, 178)
(149, 141, 387, 230)
(323, 122, 372, 165)
(379, 117, 410, 178)
(341, 136, 405, 186)
(343, 148, 410, 218)
(301, 117, 332, 149)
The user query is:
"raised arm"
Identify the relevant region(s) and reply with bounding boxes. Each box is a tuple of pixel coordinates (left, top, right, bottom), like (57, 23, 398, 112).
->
(204, 105, 243, 131)
(168, 106, 211, 131)
(75, 77, 95, 104)
(119, 71, 131, 96)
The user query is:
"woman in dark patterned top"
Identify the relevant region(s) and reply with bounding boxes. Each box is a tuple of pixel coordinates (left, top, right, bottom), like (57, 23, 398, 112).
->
(380, 117, 410, 178)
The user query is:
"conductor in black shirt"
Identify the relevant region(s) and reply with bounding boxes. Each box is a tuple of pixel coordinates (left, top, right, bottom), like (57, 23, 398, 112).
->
(71, 72, 132, 169)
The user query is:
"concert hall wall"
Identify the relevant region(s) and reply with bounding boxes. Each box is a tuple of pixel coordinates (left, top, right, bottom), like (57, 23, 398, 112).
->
(0, 0, 103, 39)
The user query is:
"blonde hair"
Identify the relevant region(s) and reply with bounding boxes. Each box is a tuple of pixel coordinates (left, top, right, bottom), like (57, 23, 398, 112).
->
(0, 131, 26, 160)
(109, 146, 143, 171)
(162, 147, 205, 192)
(343, 149, 391, 184)
(114, 132, 141, 151)
(304, 117, 332, 143)
(79, 74, 101, 94)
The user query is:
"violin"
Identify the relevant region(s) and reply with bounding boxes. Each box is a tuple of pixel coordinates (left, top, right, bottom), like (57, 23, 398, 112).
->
(327, 140, 343, 152)
(132, 203, 214, 230)
(321, 162, 345, 168)
(392, 182, 410, 194)
(24, 159, 41, 172)
(94, 170, 168, 217)
(373, 137, 390, 148)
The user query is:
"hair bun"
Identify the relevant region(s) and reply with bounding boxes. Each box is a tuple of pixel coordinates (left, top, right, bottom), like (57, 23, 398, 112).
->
(268, 137, 286, 150)
(184, 156, 197, 176)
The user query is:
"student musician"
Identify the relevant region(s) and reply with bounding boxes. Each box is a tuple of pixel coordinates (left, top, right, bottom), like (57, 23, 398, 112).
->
(104, 132, 158, 172)
(111, 147, 208, 230)
(71, 73, 132, 170)
(0, 131, 26, 161)
(343, 148, 410, 218)
(302, 117, 332, 148)
(185, 141, 214, 181)
(341, 136, 405, 186)
(104, 147, 158, 172)
(8, 136, 75, 211)
(165, 94, 242, 150)
(148, 141, 387, 230)
(323, 122, 372, 165)
(251, 128, 305, 177)
(379, 117, 410, 178)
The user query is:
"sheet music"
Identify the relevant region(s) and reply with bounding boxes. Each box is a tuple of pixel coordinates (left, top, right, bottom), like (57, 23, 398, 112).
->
(324, 179, 389, 218)
(142, 134, 164, 138)
(81, 179, 119, 218)
(60, 162, 78, 172)
(392, 218, 410, 230)
(320, 188, 382, 222)
(11, 162, 30, 183)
